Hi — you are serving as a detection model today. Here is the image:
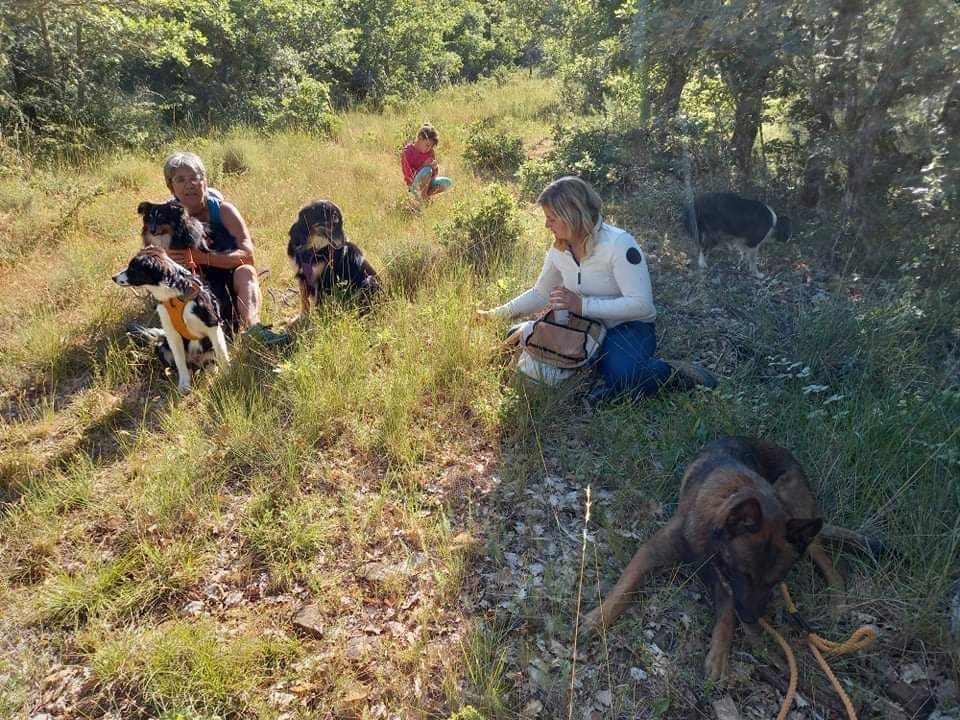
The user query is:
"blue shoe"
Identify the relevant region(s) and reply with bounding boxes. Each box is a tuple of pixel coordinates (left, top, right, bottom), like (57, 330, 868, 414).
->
(245, 323, 291, 347)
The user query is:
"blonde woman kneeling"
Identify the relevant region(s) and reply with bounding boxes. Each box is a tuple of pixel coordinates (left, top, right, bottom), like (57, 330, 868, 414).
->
(483, 176, 715, 400)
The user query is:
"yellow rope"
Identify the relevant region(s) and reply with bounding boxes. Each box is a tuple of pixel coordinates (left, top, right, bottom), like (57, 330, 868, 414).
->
(757, 618, 798, 720)
(759, 583, 879, 720)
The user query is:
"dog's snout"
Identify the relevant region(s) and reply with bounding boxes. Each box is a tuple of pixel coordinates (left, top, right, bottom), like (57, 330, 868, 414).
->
(734, 591, 772, 624)
(113, 271, 129, 286)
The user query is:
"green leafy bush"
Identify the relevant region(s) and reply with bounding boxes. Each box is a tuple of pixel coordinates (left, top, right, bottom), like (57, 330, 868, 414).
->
(438, 184, 523, 274)
(463, 119, 525, 175)
(267, 77, 340, 137)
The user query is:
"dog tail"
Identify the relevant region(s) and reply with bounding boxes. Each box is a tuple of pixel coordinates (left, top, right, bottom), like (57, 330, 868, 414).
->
(819, 524, 887, 558)
(775, 215, 791, 242)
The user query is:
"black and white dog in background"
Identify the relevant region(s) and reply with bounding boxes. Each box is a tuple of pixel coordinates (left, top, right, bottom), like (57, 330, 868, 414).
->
(684, 192, 791, 278)
(114, 247, 229, 393)
(287, 200, 380, 320)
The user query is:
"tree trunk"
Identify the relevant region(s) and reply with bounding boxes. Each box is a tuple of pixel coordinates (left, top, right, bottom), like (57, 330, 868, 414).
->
(655, 55, 691, 120)
(841, 1, 924, 238)
(36, 4, 60, 96)
(800, 0, 864, 207)
(76, 19, 84, 108)
(941, 81, 960, 139)
(730, 85, 765, 181)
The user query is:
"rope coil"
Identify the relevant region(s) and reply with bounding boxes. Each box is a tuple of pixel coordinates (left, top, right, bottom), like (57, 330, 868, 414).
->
(760, 583, 878, 720)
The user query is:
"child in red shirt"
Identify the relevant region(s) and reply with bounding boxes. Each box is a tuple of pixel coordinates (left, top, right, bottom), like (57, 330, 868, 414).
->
(401, 124, 453, 202)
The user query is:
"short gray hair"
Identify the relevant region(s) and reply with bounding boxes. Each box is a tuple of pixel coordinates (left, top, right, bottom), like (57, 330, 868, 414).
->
(163, 151, 207, 190)
(537, 176, 603, 246)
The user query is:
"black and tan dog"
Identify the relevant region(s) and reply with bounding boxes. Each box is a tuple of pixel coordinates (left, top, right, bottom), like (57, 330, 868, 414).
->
(287, 200, 380, 320)
(582, 436, 877, 681)
(138, 200, 209, 256)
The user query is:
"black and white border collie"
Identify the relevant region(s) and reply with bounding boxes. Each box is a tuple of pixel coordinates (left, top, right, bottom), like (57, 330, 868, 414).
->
(113, 247, 229, 393)
(287, 200, 380, 319)
(684, 192, 792, 278)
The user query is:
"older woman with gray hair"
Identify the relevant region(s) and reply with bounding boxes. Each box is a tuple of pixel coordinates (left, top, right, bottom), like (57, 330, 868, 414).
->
(483, 175, 715, 400)
(162, 151, 288, 345)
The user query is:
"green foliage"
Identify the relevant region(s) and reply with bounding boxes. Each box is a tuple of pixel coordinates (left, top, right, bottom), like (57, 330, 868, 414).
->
(0, 0, 539, 155)
(267, 77, 340, 136)
(448, 707, 488, 720)
(463, 119, 525, 175)
(453, 620, 510, 718)
(518, 115, 653, 195)
(240, 485, 336, 591)
(90, 619, 300, 715)
(438, 184, 523, 274)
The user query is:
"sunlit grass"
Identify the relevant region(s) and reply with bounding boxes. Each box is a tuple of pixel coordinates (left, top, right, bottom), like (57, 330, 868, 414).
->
(1, 72, 958, 719)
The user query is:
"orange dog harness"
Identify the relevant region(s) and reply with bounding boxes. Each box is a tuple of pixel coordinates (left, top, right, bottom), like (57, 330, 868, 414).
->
(162, 285, 202, 341)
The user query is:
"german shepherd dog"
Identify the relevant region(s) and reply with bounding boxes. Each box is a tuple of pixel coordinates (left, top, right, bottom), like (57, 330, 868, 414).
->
(287, 200, 380, 320)
(684, 192, 791, 279)
(138, 199, 238, 330)
(114, 247, 229, 393)
(582, 436, 877, 681)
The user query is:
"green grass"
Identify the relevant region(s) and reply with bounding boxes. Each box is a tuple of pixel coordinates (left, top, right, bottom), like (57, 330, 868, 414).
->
(89, 618, 300, 716)
(0, 72, 958, 719)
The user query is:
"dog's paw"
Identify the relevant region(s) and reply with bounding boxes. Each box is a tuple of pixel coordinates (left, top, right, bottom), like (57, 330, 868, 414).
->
(177, 381, 192, 394)
(578, 608, 603, 642)
(704, 645, 729, 682)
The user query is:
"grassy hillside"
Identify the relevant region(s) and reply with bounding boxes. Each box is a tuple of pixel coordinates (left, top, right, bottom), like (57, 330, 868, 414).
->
(1, 75, 958, 719)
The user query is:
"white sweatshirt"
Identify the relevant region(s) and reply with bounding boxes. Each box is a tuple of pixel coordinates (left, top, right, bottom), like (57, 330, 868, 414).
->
(493, 221, 656, 326)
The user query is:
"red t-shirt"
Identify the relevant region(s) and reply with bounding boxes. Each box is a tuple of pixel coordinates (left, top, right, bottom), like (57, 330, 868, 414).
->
(401, 143, 436, 185)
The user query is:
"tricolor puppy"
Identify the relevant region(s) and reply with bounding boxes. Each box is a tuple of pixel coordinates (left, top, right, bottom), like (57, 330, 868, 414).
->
(287, 200, 380, 320)
(138, 199, 239, 329)
(581, 437, 881, 681)
(138, 200, 210, 254)
(684, 192, 791, 278)
(113, 247, 229, 393)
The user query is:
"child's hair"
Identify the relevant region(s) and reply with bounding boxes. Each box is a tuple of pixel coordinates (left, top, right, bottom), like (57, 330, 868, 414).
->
(417, 124, 439, 146)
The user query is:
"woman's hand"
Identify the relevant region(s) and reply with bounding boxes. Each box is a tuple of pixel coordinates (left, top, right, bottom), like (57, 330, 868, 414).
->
(549, 286, 582, 314)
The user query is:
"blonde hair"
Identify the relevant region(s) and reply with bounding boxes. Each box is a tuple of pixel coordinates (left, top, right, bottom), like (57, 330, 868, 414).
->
(417, 123, 439, 146)
(163, 151, 207, 191)
(537, 176, 603, 247)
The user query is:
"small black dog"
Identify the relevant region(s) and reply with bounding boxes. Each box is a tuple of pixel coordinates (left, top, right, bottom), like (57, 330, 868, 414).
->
(684, 192, 791, 278)
(287, 200, 380, 319)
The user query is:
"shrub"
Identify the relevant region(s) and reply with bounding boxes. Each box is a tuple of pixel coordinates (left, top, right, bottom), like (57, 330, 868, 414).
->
(382, 243, 441, 299)
(438, 184, 523, 274)
(221, 145, 249, 175)
(267, 77, 340, 137)
(463, 119, 525, 175)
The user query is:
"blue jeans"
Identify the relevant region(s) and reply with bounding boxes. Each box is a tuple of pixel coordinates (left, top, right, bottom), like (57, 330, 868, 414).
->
(596, 321, 672, 398)
(411, 166, 453, 197)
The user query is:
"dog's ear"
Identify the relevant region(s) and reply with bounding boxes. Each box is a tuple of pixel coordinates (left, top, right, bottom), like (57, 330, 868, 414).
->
(137, 201, 151, 216)
(785, 517, 822, 552)
(723, 497, 763, 537)
(332, 206, 346, 242)
(289, 221, 308, 246)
